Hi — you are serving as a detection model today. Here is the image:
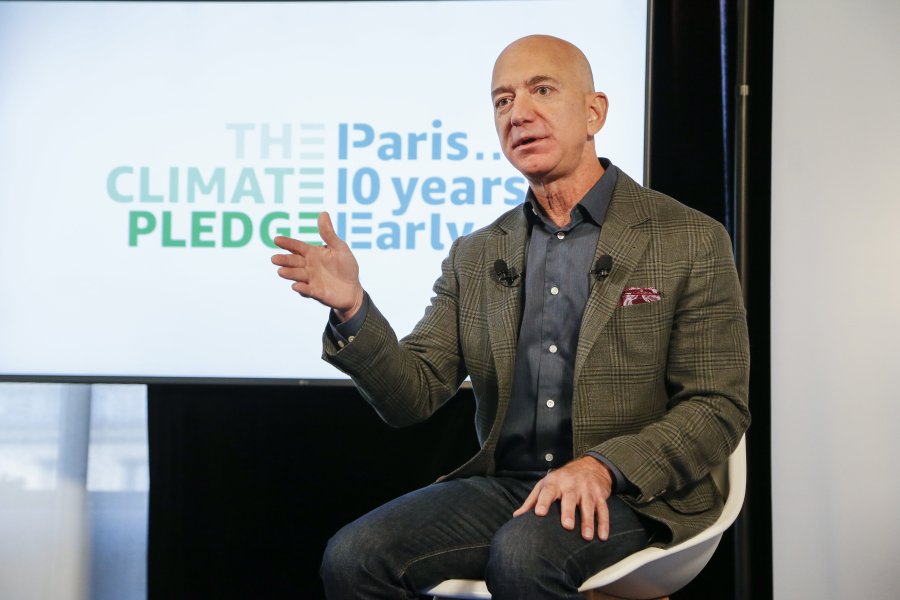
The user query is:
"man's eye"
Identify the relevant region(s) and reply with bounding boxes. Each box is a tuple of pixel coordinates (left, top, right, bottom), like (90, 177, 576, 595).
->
(495, 98, 511, 109)
(536, 86, 552, 96)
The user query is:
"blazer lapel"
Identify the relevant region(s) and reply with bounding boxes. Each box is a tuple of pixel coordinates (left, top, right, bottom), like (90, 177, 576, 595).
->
(574, 174, 652, 380)
(483, 209, 527, 438)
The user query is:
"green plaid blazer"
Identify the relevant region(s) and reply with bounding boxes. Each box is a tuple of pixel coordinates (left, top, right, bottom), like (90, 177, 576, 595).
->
(324, 169, 750, 545)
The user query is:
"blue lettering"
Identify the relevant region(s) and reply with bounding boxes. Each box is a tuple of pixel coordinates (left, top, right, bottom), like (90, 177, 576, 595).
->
(353, 168, 380, 205)
(447, 133, 468, 160)
(504, 177, 528, 205)
(481, 177, 502, 205)
(338, 123, 375, 159)
(391, 177, 418, 215)
(450, 177, 475, 205)
(406, 221, 425, 249)
(377, 222, 402, 249)
(422, 177, 446, 205)
(378, 132, 403, 160)
(430, 213, 444, 250)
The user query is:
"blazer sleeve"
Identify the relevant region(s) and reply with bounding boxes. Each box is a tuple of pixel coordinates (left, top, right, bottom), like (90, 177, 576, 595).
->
(321, 237, 468, 427)
(592, 221, 751, 503)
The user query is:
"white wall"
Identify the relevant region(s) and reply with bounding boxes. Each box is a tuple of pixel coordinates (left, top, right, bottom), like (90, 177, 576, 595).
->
(771, 1, 900, 598)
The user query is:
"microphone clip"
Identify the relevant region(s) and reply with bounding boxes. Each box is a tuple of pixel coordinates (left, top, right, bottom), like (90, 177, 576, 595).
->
(494, 259, 521, 288)
(592, 255, 613, 280)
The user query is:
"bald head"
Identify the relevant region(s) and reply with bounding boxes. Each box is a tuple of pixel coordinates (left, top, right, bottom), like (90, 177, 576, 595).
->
(490, 34, 608, 193)
(492, 35, 596, 95)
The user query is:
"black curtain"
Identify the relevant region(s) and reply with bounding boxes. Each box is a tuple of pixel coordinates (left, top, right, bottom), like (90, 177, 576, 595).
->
(647, 1, 772, 599)
(148, 2, 774, 598)
(148, 384, 480, 598)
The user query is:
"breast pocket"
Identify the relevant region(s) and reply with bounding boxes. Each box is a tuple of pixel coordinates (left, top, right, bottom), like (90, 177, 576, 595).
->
(606, 298, 672, 368)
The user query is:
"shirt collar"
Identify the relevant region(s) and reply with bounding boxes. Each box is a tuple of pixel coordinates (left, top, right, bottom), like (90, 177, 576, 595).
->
(522, 157, 618, 229)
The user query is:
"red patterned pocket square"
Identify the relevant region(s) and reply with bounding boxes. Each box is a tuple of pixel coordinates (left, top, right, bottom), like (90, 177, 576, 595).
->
(618, 287, 661, 307)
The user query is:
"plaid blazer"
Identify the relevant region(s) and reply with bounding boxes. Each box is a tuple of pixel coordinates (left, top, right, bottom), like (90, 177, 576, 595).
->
(324, 169, 750, 545)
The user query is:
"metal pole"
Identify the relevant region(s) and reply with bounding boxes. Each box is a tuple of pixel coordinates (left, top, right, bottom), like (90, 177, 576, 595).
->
(733, 1, 752, 599)
(643, 0, 656, 186)
(734, 0, 751, 301)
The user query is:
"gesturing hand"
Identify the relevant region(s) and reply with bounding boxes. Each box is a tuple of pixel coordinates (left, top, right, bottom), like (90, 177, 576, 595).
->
(271, 212, 364, 322)
(513, 456, 614, 541)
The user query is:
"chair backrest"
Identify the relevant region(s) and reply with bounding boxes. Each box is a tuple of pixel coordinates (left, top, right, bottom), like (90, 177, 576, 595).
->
(577, 435, 747, 597)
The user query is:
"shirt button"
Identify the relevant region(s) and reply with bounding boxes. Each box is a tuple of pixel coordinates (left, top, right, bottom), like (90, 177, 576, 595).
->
(550, 286, 559, 295)
(348, 335, 355, 343)
(337, 340, 346, 349)
(545, 453, 554, 462)
(548, 344, 557, 353)
(546, 399, 555, 408)
(556, 231, 566, 240)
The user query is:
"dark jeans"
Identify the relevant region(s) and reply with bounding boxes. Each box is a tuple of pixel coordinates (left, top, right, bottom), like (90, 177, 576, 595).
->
(320, 474, 656, 599)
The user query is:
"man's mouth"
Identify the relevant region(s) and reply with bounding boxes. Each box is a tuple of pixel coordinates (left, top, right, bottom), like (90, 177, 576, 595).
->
(513, 136, 543, 150)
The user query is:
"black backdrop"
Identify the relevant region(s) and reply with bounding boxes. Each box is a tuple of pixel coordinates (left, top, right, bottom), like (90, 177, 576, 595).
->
(148, 1, 774, 598)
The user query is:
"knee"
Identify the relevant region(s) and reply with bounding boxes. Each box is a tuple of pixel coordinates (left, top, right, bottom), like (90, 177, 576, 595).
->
(320, 523, 358, 584)
(321, 520, 384, 588)
(485, 516, 559, 593)
(319, 527, 360, 589)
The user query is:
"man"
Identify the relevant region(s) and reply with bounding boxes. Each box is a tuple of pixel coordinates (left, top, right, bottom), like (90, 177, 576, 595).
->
(272, 35, 749, 599)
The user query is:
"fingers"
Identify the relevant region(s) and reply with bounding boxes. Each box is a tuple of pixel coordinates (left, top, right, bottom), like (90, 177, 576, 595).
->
(317, 212, 345, 247)
(271, 242, 317, 286)
(277, 266, 309, 283)
(271, 251, 305, 268)
(291, 281, 313, 297)
(272, 212, 347, 253)
(513, 459, 614, 542)
(273, 235, 309, 255)
(560, 492, 577, 531)
(595, 498, 610, 541)
(513, 483, 542, 517)
(271, 213, 342, 263)
(514, 480, 558, 518)
(533, 485, 557, 517)
(271, 252, 309, 284)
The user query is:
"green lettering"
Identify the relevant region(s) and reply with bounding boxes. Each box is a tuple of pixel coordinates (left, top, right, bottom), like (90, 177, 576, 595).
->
(108, 166, 133, 203)
(139, 166, 164, 203)
(128, 211, 156, 246)
(191, 211, 216, 247)
(187, 167, 225, 203)
(223, 212, 253, 248)
(264, 167, 293, 204)
(260, 212, 290, 248)
(231, 167, 264, 204)
(161, 211, 186, 247)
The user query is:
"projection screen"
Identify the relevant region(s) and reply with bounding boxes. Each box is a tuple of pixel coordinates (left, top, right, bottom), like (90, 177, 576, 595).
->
(0, 0, 649, 383)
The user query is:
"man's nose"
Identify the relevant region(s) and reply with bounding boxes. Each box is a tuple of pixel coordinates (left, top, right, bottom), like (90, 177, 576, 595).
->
(509, 94, 536, 126)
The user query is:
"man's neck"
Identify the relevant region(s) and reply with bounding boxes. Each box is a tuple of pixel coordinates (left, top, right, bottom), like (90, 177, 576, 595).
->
(530, 160, 605, 228)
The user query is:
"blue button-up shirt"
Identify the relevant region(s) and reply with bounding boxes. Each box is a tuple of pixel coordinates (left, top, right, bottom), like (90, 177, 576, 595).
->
(494, 160, 617, 474)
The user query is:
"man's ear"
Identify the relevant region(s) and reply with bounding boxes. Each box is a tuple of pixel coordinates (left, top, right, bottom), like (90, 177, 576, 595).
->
(587, 92, 609, 136)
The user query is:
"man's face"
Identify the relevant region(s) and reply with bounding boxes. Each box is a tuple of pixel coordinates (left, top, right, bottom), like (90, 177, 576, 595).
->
(491, 38, 605, 184)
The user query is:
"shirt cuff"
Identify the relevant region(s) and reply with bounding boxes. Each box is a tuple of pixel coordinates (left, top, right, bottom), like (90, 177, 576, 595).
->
(327, 292, 370, 347)
(585, 451, 635, 495)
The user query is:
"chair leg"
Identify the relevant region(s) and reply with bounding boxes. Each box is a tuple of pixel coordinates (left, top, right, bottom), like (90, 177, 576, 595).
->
(584, 592, 669, 600)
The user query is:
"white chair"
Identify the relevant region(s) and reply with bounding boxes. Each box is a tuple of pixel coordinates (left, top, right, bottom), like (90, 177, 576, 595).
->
(425, 435, 747, 600)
